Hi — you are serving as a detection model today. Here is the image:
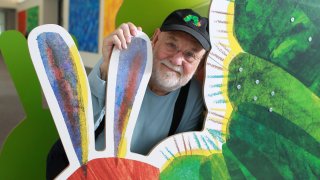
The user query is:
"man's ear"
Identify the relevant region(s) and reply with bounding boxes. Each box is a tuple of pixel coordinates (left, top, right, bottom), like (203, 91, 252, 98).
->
(194, 51, 209, 84)
(151, 28, 161, 47)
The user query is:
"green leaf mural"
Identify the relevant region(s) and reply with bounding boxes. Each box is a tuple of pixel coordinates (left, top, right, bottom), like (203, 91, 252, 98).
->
(228, 53, 320, 141)
(227, 103, 320, 179)
(234, 0, 320, 96)
(26, 6, 39, 35)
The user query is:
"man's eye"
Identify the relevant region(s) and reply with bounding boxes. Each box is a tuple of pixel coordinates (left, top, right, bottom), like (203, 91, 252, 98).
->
(167, 42, 176, 49)
(185, 52, 196, 59)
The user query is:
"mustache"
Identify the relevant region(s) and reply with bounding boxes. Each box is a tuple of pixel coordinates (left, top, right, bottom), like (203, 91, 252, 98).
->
(160, 60, 183, 74)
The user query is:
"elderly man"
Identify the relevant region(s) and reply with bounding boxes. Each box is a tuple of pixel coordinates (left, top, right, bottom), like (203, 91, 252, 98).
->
(91, 9, 211, 155)
(47, 8, 211, 179)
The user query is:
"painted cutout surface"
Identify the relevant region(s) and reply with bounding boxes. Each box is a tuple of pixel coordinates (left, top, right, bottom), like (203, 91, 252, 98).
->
(202, 0, 320, 179)
(28, 25, 94, 177)
(0, 31, 58, 180)
(28, 24, 157, 179)
(106, 37, 149, 158)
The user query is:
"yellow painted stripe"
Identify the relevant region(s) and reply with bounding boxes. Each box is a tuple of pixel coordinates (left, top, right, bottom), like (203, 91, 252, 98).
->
(70, 45, 89, 164)
(117, 108, 132, 157)
(220, 2, 244, 140)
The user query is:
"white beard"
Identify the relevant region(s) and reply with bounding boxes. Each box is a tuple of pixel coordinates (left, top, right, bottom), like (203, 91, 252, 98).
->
(150, 59, 193, 92)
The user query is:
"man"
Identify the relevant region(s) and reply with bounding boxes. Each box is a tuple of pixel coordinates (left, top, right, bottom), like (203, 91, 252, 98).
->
(46, 8, 211, 179)
(90, 9, 211, 155)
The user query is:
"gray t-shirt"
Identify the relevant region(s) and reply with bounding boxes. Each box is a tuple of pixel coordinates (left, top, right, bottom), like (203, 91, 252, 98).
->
(88, 59, 204, 155)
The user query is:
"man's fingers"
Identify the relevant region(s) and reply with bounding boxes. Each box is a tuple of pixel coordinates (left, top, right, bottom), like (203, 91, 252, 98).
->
(109, 34, 122, 50)
(121, 23, 133, 43)
(103, 22, 141, 51)
(114, 28, 127, 49)
(127, 22, 138, 36)
(100, 22, 142, 80)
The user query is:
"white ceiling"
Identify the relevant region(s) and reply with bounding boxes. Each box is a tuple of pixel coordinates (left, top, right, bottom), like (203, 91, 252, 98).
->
(0, 0, 20, 8)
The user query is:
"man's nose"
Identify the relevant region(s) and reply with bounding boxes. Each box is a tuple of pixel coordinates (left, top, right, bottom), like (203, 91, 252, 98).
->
(170, 51, 184, 66)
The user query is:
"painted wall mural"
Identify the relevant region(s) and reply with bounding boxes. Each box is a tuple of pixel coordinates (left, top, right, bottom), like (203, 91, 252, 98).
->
(103, 0, 123, 37)
(17, 11, 26, 35)
(69, 0, 100, 53)
(17, 6, 39, 36)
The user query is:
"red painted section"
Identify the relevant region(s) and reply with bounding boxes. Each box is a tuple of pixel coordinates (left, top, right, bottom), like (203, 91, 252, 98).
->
(46, 46, 78, 131)
(18, 11, 26, 36)
(69, 158, 159, 179)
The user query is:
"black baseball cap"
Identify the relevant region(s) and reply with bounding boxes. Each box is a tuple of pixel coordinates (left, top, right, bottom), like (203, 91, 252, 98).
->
(160, 9, 211, 51)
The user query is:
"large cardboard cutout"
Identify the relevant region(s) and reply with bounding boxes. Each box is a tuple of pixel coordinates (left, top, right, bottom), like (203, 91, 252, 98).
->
(28, 24, 157, 178)
(0, 31, 58, 179)
(206, 0, 320, 179)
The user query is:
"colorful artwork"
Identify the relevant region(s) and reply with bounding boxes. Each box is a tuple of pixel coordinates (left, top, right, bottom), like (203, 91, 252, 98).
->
(27, 6, 39, 35)
(199, 0, 320, 178)
(28, 25, 155, 178)
(17, 6, 39, 36)
(112, 38, 148, 156)
(69, 158, 159, 179)
(69, 0, 100, 53)
(103, 0, 123, 37)
(28, 25, 95, 177)
(36, 32, 89, 165)
(18, 11, 26, 35)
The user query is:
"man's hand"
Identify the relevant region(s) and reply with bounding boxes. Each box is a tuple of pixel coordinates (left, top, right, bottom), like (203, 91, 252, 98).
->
(100, 22, 142, 80)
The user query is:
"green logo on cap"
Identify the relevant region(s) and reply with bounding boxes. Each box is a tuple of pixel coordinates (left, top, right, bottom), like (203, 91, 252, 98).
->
(184, 15, 201, 27)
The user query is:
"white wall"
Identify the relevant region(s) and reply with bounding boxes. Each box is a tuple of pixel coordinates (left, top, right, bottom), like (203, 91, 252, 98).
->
(0, 10, 5, 33)
(0, 0, 17, 9)
(43, 0, 58, 24)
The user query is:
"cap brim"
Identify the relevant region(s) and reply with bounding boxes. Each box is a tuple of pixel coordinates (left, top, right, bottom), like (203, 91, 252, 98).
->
(161, 24, 211, 51)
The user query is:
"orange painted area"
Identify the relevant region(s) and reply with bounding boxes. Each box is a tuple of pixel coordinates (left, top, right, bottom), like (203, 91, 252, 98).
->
(103, 0, 123, 37)
(69, 158, 159, 179)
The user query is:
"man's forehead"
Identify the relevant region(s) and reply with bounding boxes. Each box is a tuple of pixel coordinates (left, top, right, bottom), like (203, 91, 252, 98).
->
(163, 31, 204, 51)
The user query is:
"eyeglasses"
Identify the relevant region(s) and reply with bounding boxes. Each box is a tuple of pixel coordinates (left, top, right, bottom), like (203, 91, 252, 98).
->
(163, 40, 202, 64)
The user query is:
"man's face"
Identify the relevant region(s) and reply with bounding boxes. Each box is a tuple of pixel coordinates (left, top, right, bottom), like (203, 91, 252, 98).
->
(149, 30, 206, 95)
